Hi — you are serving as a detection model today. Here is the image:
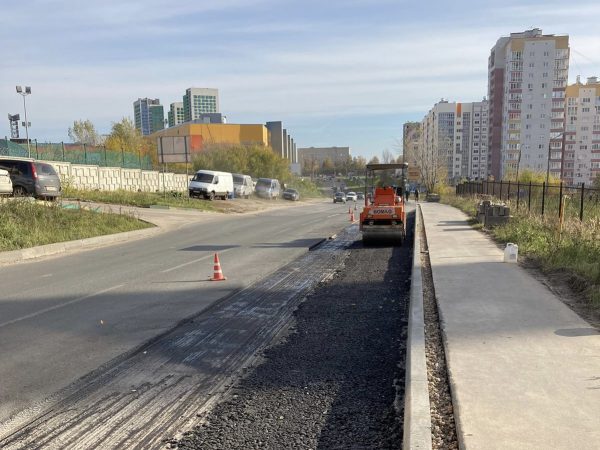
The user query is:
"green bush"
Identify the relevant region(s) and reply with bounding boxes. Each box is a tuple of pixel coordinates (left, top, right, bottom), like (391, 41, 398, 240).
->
(192, 144, 291, 183)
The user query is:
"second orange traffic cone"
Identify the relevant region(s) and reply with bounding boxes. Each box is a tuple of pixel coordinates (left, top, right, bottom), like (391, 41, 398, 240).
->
(210, 253, 227, 281)
(350, 210, 355, 222)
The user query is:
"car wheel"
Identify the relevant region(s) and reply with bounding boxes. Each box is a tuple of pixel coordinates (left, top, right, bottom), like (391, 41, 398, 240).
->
(13, 186, 28, 197)
(208, 191, 215, 201)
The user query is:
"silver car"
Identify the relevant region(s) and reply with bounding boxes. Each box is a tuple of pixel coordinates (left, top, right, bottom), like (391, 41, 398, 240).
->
(0, 168, 13, 195)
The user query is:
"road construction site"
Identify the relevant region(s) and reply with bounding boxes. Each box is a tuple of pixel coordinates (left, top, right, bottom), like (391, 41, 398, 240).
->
(0, 214, 414, 449)
(1, 199, 599, 450)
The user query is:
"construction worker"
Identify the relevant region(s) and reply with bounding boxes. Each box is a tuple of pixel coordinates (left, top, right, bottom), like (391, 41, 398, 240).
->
(414, 189, 419, 202)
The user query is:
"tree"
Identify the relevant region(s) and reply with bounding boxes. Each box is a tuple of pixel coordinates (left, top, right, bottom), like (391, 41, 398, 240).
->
(322, 157, 334, 174)
(68, 119, 102, 146)
(368, 156, 380, 165)
(381, 149, 394, 164)
(414, 143, 447, 194)
(104, 117, 143, 153)
(192, 144, 291, 183)
(592, 173, 600, 189)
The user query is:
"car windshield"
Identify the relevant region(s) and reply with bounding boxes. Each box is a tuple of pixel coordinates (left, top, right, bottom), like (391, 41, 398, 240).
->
(256, 179, 271, 188)
(285, 189, 297, 194)
(192, 173, 214, 183)
(34, 162, 57, 176)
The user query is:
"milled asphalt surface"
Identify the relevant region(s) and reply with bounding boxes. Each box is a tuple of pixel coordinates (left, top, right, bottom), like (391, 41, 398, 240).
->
(0, 199, 351, 437)
(176, 213, 415, 450)
(0, 228, 355, 449)
(420, 202, 600, 449)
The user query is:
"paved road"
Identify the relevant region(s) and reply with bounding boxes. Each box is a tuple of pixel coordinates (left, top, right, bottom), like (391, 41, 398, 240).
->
(0, 200, 352, 435)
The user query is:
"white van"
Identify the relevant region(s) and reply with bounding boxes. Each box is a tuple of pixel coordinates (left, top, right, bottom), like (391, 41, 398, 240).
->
(233, 173, 254, 199)
(255, 178, 281, 200)
(189, 170, 234, 200)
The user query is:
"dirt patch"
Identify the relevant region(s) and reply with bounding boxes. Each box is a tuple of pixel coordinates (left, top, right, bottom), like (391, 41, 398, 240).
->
(211, 197, 321, 214)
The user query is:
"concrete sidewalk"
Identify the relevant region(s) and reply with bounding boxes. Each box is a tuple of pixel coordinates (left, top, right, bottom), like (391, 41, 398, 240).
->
(419, 202, 600, 450)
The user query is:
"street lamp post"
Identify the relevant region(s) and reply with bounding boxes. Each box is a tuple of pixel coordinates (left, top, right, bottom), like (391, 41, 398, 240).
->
(16, 86, 32, 158)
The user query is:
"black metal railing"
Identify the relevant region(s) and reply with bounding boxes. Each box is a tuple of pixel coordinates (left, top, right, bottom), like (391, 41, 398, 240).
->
(456, 180, 600, 222)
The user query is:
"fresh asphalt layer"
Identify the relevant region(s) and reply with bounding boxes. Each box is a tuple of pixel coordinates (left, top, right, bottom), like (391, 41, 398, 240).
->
(420, 202, 600, 450)
(0, 199, 353, 434)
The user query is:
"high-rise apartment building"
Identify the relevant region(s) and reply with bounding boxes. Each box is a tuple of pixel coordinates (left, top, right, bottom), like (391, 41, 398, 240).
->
(183, 88, 219, 122)
(420, 99, 489, 181)
(168, 102, 184, 127)
(488, 29, 569, 180)
(564, 76, 600, 185)
(133, 98, 164, 136)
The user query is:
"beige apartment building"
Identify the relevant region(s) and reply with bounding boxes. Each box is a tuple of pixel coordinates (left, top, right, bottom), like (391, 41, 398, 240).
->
(420, 99, 489, 182)
(565, 76, 600, 185)
(488, 29, 569, 180)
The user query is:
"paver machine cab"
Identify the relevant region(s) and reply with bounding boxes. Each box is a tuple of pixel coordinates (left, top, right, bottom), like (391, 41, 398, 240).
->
(359, 162, 409, 245)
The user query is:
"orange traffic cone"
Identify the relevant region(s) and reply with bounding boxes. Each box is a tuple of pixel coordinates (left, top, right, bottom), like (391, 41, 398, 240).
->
(348, 206, 352, 214)
(210, 253, 227, 281)
(350, 211, 355, 222)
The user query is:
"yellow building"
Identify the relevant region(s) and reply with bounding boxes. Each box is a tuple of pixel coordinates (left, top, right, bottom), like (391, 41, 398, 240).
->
(152, 123, 269, 163)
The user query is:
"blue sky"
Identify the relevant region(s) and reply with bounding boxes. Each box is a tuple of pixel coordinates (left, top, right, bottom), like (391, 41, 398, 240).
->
(1, 0, 599, 161)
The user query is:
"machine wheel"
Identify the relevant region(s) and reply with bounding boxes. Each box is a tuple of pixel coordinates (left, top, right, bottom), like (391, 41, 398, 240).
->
(208, 191, 215, 201)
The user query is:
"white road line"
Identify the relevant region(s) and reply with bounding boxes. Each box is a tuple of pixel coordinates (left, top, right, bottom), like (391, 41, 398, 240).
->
(161, 248, 234, 274)
(0, 284, 125, 329)
(326, 214, 339, 218)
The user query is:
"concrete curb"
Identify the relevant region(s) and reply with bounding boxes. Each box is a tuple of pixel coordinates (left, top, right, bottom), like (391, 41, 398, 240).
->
(403, 205, 433, 449)
(0, 226, 161, 266)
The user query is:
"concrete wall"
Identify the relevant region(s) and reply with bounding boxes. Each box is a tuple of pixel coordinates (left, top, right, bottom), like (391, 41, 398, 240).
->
(44, 160, 190, 193)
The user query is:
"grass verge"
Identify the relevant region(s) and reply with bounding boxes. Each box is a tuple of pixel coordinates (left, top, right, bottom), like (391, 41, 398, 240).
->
(442, 193, 600, 310)
(288, 178, 324, 198)
(64, 188, 217, 211)
(0, 199, 153, 251)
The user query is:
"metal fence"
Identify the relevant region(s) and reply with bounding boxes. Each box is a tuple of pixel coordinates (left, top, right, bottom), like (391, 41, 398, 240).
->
(1, 138, 154, 170)
(456, 180, 600, 222)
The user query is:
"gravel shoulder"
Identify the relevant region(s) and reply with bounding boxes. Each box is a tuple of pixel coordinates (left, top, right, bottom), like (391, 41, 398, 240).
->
(177, 214, 414, 450)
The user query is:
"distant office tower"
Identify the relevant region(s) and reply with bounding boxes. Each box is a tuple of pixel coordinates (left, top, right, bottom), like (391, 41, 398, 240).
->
(488, 28, 569, 180)
(564, 76, 600, 185)
(183, 88, 219, 122)
(168, 102, 184, 127)
(420, 99, 489, 182)
(133, 98, 164, 136)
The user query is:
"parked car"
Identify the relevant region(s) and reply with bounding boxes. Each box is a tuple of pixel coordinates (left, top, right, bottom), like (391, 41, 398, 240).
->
(333, 192, 346, 203)
(255, 178, 281, 200)
(0, 157, 62, 199)
(346, 191, 358, 201)
(188, 170, 234, 200)
(282, 188, 300, 201)
(233, 173, 254, 199)
(357, 192, 365, 200)
(0, 168, 13, 195)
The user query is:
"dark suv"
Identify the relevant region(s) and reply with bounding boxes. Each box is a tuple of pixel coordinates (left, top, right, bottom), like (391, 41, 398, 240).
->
(0, 158, 62, 199)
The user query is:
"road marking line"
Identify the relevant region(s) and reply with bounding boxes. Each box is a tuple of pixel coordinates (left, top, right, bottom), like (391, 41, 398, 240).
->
(161, 248, 234, 274)
(0, 284, 125, 329)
